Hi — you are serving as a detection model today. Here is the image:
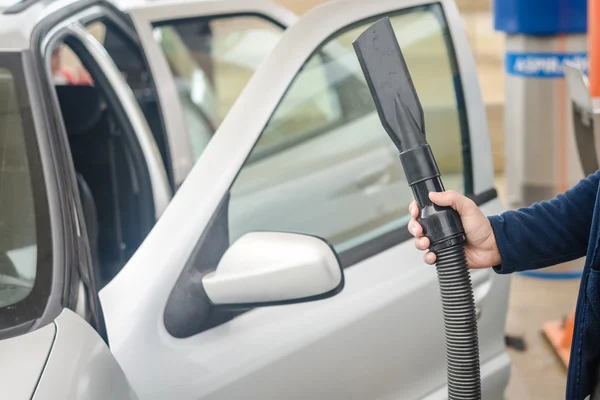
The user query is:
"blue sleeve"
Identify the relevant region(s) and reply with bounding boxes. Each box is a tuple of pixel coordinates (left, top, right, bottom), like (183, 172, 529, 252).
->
(488, 171, 600, 274)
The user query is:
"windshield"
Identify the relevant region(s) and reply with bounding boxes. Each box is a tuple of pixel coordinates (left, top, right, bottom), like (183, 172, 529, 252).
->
(0, 64, 37, 307)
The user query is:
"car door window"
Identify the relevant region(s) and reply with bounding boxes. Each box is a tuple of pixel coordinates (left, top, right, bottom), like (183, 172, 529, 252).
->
(229, 5, 471, 256)
(153, 15, 284, 161)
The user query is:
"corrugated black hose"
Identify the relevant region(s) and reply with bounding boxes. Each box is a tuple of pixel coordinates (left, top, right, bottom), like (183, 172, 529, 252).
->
(353, 18, 481, 400)
(436, 246, 480, 399)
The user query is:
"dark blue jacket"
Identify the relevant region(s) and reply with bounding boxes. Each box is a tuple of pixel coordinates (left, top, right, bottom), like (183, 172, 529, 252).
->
(489, 170, 600, 399)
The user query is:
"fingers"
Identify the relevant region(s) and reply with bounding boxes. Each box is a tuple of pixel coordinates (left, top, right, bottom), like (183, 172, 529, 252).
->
(414, 236, 430, 250)
(408, 201, 422, 238)
(408, 218, 422, 238)
(424, 252, 436, 265)
(409, 208, 435, 264)
(408, 201, 419, 219)
(428, 190, 474, 215)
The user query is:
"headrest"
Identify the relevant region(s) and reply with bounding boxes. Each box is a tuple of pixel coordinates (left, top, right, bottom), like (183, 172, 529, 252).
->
(55, 85, 105, 137)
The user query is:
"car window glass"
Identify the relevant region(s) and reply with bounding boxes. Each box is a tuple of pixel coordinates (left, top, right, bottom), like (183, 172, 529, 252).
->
(229, 5, 470, 254)
(0, 67, 37, 307)
(153, 16, 284, 161)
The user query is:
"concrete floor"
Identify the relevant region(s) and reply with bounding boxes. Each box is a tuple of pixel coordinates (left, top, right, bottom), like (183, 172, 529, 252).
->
(504, 273, 581, 399)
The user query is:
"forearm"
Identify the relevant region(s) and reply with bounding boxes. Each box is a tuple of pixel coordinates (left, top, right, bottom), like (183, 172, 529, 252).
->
(489, 171, 600, 274)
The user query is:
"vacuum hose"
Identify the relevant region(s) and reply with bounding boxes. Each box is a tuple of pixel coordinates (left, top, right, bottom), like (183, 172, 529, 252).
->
(353, 18, 481, 399)
(436, 246, 480, 399)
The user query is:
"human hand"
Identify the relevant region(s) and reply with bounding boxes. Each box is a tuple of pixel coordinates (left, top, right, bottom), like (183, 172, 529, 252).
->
(408, 191, 501, 268)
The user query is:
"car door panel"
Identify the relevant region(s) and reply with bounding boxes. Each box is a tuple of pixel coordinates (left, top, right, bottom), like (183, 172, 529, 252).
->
(103, 201, 507, 400)
(101, 0, 510, 399)
(201, 202, 507, 400)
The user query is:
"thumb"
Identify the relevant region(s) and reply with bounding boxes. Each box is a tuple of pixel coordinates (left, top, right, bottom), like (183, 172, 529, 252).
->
(429, 191, 470, 214)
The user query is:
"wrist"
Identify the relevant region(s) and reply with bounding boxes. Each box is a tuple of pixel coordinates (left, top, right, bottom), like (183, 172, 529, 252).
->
(484, 221, 502, 267)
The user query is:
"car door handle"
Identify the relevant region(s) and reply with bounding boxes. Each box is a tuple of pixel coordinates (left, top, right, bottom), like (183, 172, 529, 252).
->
(471, 269, 493, 320)
(354, 165, 393, 194)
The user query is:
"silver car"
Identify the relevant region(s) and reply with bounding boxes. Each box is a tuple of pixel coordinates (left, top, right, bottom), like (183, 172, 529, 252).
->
(0, 0, 511, 398)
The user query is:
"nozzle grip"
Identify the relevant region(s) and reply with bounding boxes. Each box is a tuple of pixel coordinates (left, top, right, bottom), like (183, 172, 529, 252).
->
(419, 204, 466, 253)
(400, 150, 466, 253)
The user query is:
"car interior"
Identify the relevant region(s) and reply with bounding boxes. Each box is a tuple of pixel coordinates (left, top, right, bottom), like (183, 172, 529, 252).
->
(97, 19, 175, 189)
(49, 41, 156, 288)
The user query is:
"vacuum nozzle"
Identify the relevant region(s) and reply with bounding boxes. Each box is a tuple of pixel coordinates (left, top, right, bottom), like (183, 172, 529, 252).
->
(353, 18, 481, 400)
(352, 17, 426, 152)
(352, 16, 465, 251)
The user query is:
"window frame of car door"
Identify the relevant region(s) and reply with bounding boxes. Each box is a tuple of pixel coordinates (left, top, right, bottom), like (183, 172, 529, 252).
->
(162, 0, 497, 339)
(126, 0, 297, 187)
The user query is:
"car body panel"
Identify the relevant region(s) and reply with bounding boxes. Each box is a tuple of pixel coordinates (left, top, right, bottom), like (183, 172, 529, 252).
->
(100, 0, 510, 398)
(0, 323, 55, 400)
(0, 0, 81, 50)
(33, 309, 138, 400)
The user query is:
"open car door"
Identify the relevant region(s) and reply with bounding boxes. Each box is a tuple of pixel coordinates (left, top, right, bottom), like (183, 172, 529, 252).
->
(125, 0, 297, 186)
(101, 1, 511, 399)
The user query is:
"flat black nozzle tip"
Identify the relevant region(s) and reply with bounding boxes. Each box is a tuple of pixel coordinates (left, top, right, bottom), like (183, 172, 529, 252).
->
(352, 17, 390, 47)
(394, 95, 426, 151)
(352, 17, 426, 152)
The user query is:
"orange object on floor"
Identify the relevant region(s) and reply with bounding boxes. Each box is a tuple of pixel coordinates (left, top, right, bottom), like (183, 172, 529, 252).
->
(589, 0, 600, 97)
(543, 309, 575, 367)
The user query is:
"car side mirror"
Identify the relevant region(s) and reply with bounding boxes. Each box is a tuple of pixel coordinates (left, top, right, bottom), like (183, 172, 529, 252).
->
(201, 232, 344, 307)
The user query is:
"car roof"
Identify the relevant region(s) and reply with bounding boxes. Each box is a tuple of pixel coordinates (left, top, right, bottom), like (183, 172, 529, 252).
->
(0, 0, 217, 50)
(0, 0, 83, 50)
